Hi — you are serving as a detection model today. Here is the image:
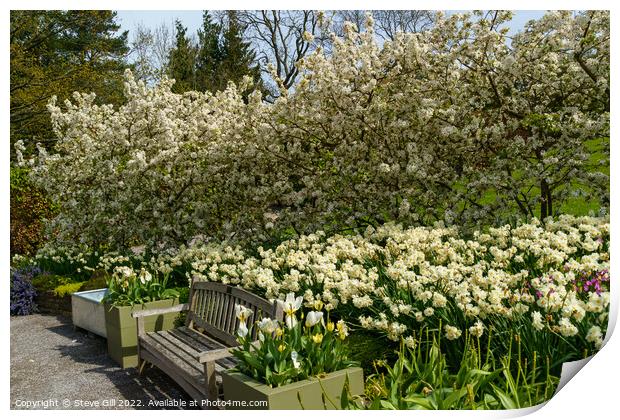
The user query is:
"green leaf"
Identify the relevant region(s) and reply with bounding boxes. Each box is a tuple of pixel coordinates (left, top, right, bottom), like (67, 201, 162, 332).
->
(379, 400, 398, 410)
(442, 387, 468, 408)
(491, 385, 518, 410)
(402, 396, 435, 410)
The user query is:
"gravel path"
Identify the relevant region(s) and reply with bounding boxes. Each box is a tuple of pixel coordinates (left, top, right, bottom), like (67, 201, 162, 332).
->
(10, 314, 196, 410)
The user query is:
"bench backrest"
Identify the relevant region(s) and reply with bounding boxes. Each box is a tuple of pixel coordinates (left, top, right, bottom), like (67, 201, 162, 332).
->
(186, 281, 283, 347)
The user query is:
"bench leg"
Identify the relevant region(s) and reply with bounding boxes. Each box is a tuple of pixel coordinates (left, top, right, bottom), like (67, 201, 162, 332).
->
(138, 359, 147, 375)
(204, 361, 218, 403)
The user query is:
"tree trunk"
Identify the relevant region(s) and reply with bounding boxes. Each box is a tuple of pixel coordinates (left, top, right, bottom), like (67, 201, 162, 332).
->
(540, 178, 552, 220)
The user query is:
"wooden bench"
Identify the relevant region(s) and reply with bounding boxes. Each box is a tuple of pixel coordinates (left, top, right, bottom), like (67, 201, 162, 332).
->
(131, 281, 282, 406)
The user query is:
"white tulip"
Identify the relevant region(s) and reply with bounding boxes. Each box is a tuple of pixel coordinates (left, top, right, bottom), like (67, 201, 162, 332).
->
(305, 311, 323, 328)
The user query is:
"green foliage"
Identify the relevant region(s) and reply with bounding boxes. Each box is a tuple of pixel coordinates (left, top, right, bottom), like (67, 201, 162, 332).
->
(195, 12, 223, 92)
(175, 286, 190, 304)
(10, 166, 54, 256)
(78, 271, 109, 291)
(345, 330, 398, 377)
(53, 282, 85, 297)
(102, 269, 179, 307)
(231, 307, 358, 387)
(10, 10, 129, 153)
(31, 274, 75, 292)
(31, 273, 88, 297)
(342, 333, 559, 410)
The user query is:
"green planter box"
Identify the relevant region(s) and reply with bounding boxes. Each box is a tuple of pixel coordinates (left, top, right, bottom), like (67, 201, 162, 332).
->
(104, 299, 180, 369)
(221, 367, 364, 410)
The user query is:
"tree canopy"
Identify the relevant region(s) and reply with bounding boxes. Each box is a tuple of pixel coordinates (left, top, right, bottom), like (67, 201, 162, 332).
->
(23, 11, 609, 249)
(169, 11, 261, 95)
(10, 10, 129, 152)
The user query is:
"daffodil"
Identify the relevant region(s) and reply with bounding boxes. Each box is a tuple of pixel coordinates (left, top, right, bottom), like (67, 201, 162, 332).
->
(336, 320, 348, 340)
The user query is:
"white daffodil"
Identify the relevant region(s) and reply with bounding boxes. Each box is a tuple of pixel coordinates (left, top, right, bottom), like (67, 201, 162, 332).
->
(305, 311, 324, 328)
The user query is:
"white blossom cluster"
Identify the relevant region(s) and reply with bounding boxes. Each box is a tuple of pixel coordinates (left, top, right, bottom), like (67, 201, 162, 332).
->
(20, 11, 608, 249)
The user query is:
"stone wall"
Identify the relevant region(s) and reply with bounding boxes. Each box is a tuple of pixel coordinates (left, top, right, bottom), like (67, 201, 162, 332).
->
(35, 291, 72, 318)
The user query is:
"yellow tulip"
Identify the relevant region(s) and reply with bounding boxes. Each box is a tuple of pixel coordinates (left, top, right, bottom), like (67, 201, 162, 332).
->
(312, 333, 323, 344)
(326, 321, 335, 332)
(278, 344, 287, 352)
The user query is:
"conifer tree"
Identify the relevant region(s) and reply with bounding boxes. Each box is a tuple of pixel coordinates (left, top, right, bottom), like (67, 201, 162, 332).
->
(195, 11, 223, 92)
(193, 11, 262, 95)
(10, 10, 129, 151)
(219, 11, 262, 94)
(167, 20, 197, 93)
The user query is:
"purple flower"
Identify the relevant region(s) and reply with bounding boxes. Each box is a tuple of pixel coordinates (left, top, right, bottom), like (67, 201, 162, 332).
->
(10, 266, 40, 316)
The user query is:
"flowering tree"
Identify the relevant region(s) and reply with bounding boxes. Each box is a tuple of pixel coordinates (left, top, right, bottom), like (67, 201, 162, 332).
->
(262, 10, 609, 231)
(22, 10, 609, 250)
(22, 75, 266, 247)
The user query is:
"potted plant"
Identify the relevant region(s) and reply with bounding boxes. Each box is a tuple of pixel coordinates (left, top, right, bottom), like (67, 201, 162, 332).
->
(222, 293, 364, 409)
(103, 266, 180, 368)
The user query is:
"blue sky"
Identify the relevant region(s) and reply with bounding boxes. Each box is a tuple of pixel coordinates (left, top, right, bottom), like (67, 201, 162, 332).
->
(115, 10, 548, 38)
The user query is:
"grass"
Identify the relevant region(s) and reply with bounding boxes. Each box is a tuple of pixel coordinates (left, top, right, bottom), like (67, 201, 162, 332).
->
(470, 137, 609, 220)
(346, 330, 399, 377)
(558, 137, 609, 216)
(342, 332, 560, 410)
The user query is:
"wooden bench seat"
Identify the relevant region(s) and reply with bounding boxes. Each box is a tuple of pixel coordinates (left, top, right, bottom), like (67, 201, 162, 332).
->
(132, 281, 282, 407)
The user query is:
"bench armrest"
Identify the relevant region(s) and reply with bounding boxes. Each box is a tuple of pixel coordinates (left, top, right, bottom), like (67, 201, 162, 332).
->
(131, 303, 189, 319)
(197, 340, 260, 363)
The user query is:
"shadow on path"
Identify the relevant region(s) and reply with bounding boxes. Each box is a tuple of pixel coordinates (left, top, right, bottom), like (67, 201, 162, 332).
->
(11, 314, 196, 410)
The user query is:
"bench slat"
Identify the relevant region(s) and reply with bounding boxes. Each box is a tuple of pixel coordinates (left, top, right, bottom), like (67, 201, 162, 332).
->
(141, 334, 204, 380)
(191, 316, 238, 347)
(155, 330, 204, 361)
(174, 327, 226, 352)
(213, 291, 223, 330)
(222, 295, 234, 334)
